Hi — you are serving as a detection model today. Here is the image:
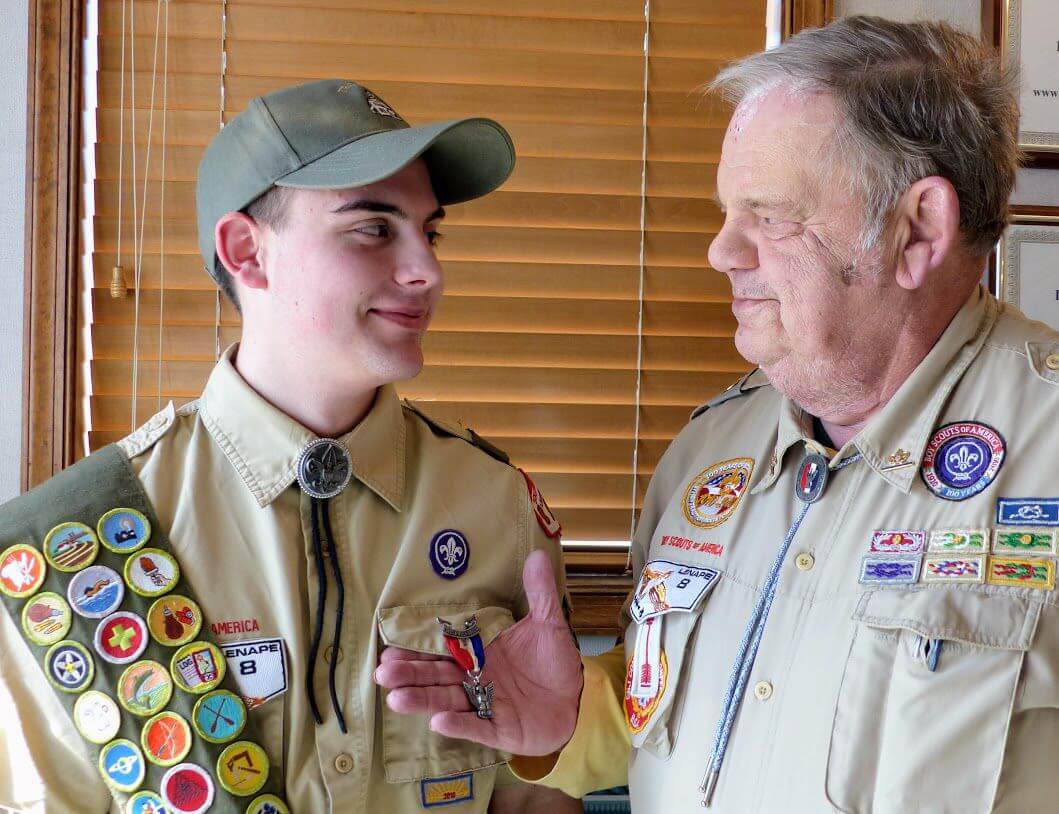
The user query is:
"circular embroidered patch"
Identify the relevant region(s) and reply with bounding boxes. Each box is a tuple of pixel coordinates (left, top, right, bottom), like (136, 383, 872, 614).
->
(921, 422, 1005, 501)
(126, 790, 167, 814)
(99, 738, 146, 793)
(21, 591, 72, 645)
(68, 564, 125, 619)
(217, 740, 270, 797)
(95, 611, 149, 664)
(125, 547, 180, 597)
(246, 793, 290, 814)
(97, 508, 151, 554)
(118, 660, 174, 717)
(193, 689, 247, 744)
(0, 543, 46, 598)
(43, 522, 99, 572)
(46, 639, 94, 692)
(624, 650, 668, 734)
(521, 469, 562, 539)
(74, 690, 122, 744)
(429, 529, 470, 580)
(682, 457, 754, 529)
(147, 595, 202, 647)
(161, 762, 215, 814)
(171, 641, 226, 694)
(142, 710, 193, 767)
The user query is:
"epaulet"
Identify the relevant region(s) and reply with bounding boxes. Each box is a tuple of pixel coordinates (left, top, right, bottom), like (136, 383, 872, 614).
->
(401, 400, 511, 465)
(116, 402, 177, 459)
(690, 368, 769, 420)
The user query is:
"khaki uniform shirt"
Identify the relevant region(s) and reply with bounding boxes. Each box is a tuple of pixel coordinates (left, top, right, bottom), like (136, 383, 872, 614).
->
(523, 287, 1059, 813)
(0, 347, 566, 813)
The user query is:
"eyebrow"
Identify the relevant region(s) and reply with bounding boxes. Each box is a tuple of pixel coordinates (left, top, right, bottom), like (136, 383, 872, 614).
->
(712, 193, 802, 216)
(330, 199, 445, 223)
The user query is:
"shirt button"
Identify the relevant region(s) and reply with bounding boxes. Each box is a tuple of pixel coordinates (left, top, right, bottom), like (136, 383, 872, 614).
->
(754, 680, 773, 701)
(334, 753, 354, 774)
(325, 644, 344, 664)
(795, 552, 815, 571)
(1046, 353, 1059, 371)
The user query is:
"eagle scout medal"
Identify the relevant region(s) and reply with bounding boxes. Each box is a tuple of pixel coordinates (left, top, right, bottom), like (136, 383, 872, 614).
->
(95, 611, 150, 664)
(438, 616, 494, 719)
(142, 710, 193, 766)
(921, 422, 1005, 501)
(73, 690, 122, 744)
(429, 529, 470, 580)
(859, 554, 921, 585)
(193, 689, 247, 743)
(21, 591, 72, 645)
(217, 740, 270, 796)
(996, 497, 1059, 526)
(246, 793, 291, 814)
(987, 556, 1055, 590)
(99, 738, 146, 793)
(521, 470, 561, 539)
(928, 529, 988, 552)
(118, 660, 174, 716)
(993, 529, 1057, 556)
(148, 595, 203, 646)
(921, 555, 985, 584)
(795, 452, 829, 503)
(624, 651, 667, 733)
(161, 762, 216, 814)
(126, 790, 167, 814)
(125, 547, 180, 597)
(683, 458, 754, 528)
(295, 438, 352, 499)
(869, 530, 925, 555)
(0, 543, 46, 598)
(68, 564, 125, 619)
(97, 507, 151, 554)
(46, 639, 95, 692)
(172, 641, 226, 694)
(43, 521, 100, 572)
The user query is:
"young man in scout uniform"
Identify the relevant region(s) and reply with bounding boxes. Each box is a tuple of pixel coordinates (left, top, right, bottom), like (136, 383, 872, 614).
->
(378, 17, 1059, 813)
(0, 79, 578, 814)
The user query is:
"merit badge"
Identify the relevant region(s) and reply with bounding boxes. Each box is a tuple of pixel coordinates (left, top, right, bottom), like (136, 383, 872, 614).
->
(521, 469, 561, 539)
(125, 547, 180, 597)
(624, 651, 668, 734)
(118, 660, 174, 717)
(683, 457, 754, 528)
(928, 529, 988, 553)
(46, 639, 94, 692)
(438, 616, 493, 719)
(126, 790, 168, 814)
(296, 438, 352, 499)
(246, 794, 291, 814)
(95, 611, 149, 664)
(68, 564, 125, 619)
(859, 554, 921, 585)
(221, 637, 288, 709)
(142, 710, 193, 767)
(921, 422, 1005, 501)
(43, 521, 100, 572)
(172, 641, 226, 694)
(161, 762, 215, 814)
(429, 529, 470, 580)
(99, 738, 146, 793)
(421, 773, 474, 808)
(148, 595, 202, 647)
(993, 529, 1057, 556)
(869, 531, 925, 555)
(73, 690, 121, 744)
(0, 543, 46, 598)
(987, 556, 1055, 590)
(921, 555, 985, 584)
(193, 689, 247, 744)
(795, 452, 829, 504)
(997, 498, 1059, 527)
(21, 591, 72, 645)
(629, 560, 721, 624)
(97, 508, 151, 554)
(217, 740, 270, 797)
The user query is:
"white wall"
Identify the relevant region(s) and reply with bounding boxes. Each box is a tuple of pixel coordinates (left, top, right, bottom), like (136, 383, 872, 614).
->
(0, 0, 28, 501)
(836, 0, 981, 36)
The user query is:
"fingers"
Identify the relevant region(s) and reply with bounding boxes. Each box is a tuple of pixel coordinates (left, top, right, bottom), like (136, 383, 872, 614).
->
(379, 646, 448, 664)
(429, 710, 503, 750)
(375, 657, 465, 690)
(523, 549, 563, 625)
(386, 685, 470, 715)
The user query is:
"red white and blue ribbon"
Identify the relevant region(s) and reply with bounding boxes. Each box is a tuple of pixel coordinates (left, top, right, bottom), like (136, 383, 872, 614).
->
(437, 615, 494, 719)
(442, 628, 486, 673)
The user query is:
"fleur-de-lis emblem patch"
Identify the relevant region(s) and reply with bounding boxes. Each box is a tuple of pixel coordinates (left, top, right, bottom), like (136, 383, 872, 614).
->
(429, 530, 470, 579)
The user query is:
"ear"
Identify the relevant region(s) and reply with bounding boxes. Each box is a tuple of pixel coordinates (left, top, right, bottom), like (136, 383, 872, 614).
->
(215, 212, 269, 293)
(890, 176, 961, 291)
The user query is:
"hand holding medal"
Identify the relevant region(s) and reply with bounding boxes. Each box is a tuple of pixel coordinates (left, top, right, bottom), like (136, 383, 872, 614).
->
(437, 616, 494, 719)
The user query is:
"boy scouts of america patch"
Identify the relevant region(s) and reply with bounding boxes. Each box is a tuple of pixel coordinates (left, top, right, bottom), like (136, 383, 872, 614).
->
(421, 773, 474, 808)
(624, 651, 668, 733)
(921, 422, 1005, 501)
(521, 469, 562, 539)
(682, 457, 754, 529)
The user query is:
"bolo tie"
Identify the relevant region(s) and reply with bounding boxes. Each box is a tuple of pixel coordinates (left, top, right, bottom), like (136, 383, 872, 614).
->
(295, 438, 354, 734)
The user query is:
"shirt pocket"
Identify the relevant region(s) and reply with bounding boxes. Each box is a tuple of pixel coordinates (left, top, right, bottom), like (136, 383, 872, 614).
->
(377, 603, 513, 783)
(825, 588, 1042, 814)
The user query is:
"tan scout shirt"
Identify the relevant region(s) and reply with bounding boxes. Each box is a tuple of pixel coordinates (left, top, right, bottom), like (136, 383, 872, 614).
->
(523, 287, 1059, 813)
(0, 347, 566, 813)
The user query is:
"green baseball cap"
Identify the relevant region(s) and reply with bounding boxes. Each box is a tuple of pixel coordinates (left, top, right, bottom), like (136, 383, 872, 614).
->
(195, 79, 516, 280)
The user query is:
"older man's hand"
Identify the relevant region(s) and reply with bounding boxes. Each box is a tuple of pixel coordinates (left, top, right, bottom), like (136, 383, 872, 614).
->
(374, 550, 584, 756)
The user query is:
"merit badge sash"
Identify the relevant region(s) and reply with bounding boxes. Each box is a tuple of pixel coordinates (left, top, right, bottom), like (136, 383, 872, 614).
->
(0, 445, 288, 814)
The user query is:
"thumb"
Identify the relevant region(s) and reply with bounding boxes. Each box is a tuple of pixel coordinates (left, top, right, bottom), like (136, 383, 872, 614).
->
(523, 549, 562, 624)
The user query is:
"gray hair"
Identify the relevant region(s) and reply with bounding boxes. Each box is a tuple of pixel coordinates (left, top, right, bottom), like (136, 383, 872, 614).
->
(708, 15, 1020, 255)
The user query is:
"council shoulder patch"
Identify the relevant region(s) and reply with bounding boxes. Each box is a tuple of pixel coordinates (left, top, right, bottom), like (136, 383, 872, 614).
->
(987, 556, 1055, 590)
(221, 637, 288, 709)
(629, 561, 721, 624)
(421, 773, 474, 808)
(624, 650, 668, 733)
(682, 457, 754, 529)
(0, 543, 46, 598)
(920, 422, 1005, 501)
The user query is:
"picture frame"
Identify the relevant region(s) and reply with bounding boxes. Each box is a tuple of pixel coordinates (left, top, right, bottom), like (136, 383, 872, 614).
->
(997, 208, 1059, 330)
(998, 0, 1059, 165)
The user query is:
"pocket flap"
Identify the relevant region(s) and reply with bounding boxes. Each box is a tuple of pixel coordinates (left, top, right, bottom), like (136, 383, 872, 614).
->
(378, 604, 514, 655)
(854, 588, 1041, 650)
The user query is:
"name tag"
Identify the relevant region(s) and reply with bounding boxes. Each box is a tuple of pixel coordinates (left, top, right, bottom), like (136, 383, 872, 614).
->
(629, 560, 721, 624)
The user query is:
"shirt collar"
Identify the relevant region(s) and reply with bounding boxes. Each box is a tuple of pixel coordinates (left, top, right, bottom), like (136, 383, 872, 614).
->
(199, 345, 406, 509)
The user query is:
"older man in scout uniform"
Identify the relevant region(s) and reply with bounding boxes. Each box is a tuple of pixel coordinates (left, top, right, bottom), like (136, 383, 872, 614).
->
(377, 16, 1059, 813)
(0, 80, 579, 814)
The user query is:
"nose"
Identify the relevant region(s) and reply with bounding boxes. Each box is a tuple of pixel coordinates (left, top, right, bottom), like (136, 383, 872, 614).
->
(707, 215, 758, 276)
(394, 234, 443, 290)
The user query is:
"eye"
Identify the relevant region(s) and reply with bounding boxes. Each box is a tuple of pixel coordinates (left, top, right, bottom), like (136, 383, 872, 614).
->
(354, 223, 390, 239)
(427, 230, 444, 247)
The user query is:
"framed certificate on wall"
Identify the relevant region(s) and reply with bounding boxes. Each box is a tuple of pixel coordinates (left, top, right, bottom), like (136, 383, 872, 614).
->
(1001, 0, 1059, 157)
(998, 212, 1059, 330)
